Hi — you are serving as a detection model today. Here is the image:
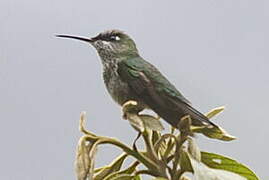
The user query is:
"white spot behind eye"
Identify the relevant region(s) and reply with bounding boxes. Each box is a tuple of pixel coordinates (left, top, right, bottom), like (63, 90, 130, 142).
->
(110, 35, 120, 41)
(115, 36, 120, 41)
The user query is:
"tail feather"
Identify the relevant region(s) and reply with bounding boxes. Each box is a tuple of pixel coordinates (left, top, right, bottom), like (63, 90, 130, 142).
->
(185, 104, 217, 127)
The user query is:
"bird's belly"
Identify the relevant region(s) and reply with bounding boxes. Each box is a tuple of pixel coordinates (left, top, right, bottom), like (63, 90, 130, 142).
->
(108, 78, 131, 105)
(104, 73, 138, 106)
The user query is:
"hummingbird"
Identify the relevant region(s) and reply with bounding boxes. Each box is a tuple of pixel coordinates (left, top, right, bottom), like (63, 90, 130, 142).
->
(57, 30, 216, 128)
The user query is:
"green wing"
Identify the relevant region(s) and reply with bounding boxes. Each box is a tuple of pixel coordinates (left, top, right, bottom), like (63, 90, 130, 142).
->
(118, 57, 190, 103)
(118, 57, 215, 127)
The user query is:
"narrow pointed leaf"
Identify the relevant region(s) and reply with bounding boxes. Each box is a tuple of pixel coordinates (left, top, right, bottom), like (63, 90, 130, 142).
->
(94, 154, 128, 180)
(103, 161, 140, 180)
(119, 161, 139, 175)
(179, 149, 193, 173)
(155, 134, 176, 159)
(192, 125, 236, 141)
(162, 137, 175, 158)
(152, 131, 161, 145)
(205, 106, 225, 119)
(94, 167, 111, 180)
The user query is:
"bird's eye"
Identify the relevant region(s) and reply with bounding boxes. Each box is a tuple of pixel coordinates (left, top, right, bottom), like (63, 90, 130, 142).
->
(110, 35, 120, 41)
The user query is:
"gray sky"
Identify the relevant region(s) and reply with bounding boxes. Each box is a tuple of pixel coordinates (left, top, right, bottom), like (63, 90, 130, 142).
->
(0, 0, 268, 179)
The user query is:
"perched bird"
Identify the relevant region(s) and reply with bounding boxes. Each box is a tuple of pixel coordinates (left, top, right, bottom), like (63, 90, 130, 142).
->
(57, 30, 216, 128)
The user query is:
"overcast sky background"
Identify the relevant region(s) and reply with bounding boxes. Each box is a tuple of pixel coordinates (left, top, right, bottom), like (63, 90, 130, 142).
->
(0, 0, 268, 179)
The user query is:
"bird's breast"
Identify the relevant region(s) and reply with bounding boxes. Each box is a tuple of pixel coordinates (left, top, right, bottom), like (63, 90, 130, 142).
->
(103, 68, 133, 105)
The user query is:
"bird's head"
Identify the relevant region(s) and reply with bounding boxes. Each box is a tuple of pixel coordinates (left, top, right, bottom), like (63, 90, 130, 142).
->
(57, 30, 139, 60)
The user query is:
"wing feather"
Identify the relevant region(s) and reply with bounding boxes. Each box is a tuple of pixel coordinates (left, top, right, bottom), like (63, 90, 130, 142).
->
(118, 57, 215, 127)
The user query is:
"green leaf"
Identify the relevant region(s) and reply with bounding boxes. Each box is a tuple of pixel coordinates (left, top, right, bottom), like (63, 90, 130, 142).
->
(162, 137, 175, 158)
(191, 124, 236, 141)
(179, 149, 193, 173)
(201, 152, 259, 180)
(122, 100, 164, 133)
(127, 113, 145, 132)
(119, 161, 139, 175)
(94, 167, 111, 180)
(94, 167, 105, 174)
(109, 174, 135, 180)
(177, 115, 192, 136)
(122, 101, 145, 132)
(152, 131, 161, 145)
(94, 154, 128, 180)
(189, 155, 247, 180)
(103, 161, 140, 180)
(154, 134, 176, 159)
(205, 106, 225, 119)
(140, 114, 164, 132)
(133, 175, 141, 180)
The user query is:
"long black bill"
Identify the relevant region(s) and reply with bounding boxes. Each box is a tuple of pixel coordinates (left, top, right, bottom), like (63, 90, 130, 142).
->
(56, 35, 94, 43)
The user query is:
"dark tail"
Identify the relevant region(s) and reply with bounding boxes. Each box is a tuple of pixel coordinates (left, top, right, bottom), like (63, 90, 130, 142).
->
(185, 104, 217, 127)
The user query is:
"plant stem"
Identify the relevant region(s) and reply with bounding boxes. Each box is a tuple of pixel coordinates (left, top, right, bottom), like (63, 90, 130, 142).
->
(171, 134, 188, 180)
(83, 134, 165, 176)
(142, 130, 168, 177)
